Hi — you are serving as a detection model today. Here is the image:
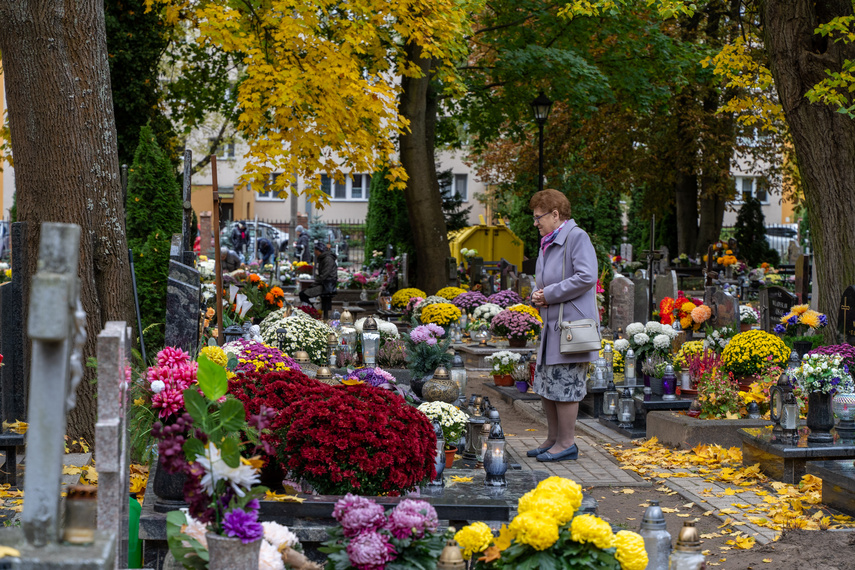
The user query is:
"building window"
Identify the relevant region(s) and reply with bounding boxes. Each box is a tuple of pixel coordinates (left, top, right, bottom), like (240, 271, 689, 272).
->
(734, 176, 769, 204)
(441, 173, 469, 202)
(211, 138, 235, 159)
(319, 173, 370, 201)
(257, 173, 293, 200)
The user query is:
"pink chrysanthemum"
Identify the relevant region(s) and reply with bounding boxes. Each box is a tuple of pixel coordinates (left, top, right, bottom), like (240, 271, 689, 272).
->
(151, 388, 184, 418)
(157, 346, 191, 368)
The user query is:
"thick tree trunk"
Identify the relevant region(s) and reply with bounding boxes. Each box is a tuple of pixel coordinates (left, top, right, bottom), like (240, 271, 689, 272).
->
(762, 0, 855, 341)
(674, 173, 699, 255)
(0, 0, 133, 441)
(399, 43, 449, 294)
(697, 190, 725, 251)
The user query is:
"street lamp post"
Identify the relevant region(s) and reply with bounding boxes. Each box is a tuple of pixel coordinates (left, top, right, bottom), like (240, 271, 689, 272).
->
(530, 91, 553, 192)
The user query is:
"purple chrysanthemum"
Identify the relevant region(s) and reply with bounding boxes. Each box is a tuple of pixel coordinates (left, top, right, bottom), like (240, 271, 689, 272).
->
(332, 494, 387, 538)
(490, 309, 540, 340)
(222, 507, 264, 544)
(385, 499, 439, 539)
(453, 291, 488, 311)
(409, 324, 445, 345)
(487, 290, 522, 308)
(346, 531, 396, 570)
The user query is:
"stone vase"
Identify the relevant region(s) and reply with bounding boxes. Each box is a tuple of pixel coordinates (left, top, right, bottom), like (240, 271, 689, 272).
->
(152, 457, 188, 513)
(206, 533, 261, 570)
(807, 390, 835, 443)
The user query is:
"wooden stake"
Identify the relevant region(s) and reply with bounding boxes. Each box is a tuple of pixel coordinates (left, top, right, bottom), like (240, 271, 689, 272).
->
(212, 155, 224, 346)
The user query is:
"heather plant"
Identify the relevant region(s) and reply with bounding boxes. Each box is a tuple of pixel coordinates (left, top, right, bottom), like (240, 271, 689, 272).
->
(697, 369, 742, 419)
(378, 338, 407, 368)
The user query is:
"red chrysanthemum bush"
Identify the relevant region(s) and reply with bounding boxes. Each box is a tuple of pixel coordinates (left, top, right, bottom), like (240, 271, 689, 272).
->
(230, 369, 437, 496)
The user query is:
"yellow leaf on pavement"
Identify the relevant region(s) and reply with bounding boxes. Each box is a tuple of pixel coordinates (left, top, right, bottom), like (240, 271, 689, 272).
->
(525, 429, 537, 431)
(763, 559, 773, 563)
(62, 466, 82, 475)
(621, 489, 635, 494)
(0, 546, 20, 558)
(449, 476, 473, 483)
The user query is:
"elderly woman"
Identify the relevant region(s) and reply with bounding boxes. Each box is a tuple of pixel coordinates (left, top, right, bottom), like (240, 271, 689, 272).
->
(529, 189, 599, 462)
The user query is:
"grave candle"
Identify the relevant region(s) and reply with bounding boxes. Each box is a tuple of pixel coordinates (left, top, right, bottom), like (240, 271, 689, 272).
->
(624, 349, 636, 384)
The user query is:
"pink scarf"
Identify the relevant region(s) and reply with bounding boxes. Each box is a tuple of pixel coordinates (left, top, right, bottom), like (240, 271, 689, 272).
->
(540, 221, 567, 253)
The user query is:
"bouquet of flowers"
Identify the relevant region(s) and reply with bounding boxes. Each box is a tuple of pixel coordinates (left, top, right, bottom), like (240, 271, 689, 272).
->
(721, 330, 790, 377)
(808, 344, 855, 373)
(320, 495, 445, 570)
(435, 286, 467, 301)
(346, 270, 370, 289)
(702, 326, 737, 353)
(292, 261, 313, 275)
(404, 324, 453, 378)
(717, 251, 738, 266)
(487, 290, 523, 308)
(614, 321, 677, 359)
(491, 309, 541, 341)
(473, 303, 503, 324)
(740, 305, 760, 325)
(453, 291, 488, 312)
(222, 339, 297, 376)
(674, 292, 705, 330)
(486, 350, 523, 376)
(259, 308, 335, 365)
(420, 302, 462, 327)
(775, 304, 828, 337)
(796, 353, 854, 395)
(417, 401, 468, 447)
(391, 287, 427, 310)
(455, 476, 646, 570)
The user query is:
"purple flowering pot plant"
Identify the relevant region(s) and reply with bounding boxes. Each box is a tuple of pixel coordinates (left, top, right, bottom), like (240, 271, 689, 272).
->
(487, 289, 523, 308)
(491, 309, 541, 348)
(403, 325, 453, 397)
(163, 353, 274, 569)
(320, 494, 446, 570)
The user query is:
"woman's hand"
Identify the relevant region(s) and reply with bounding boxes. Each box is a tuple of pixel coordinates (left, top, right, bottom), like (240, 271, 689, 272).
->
(532, 289, 547, 307)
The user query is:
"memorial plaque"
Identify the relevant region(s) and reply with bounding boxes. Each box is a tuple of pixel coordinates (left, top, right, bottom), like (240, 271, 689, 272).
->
(759, 286, 796, 332)
(609, 275, 634, 334)
(838, 286, 855, 343)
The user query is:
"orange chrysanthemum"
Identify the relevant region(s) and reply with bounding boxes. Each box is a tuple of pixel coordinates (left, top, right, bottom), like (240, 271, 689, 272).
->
(248, 273, 261, 283)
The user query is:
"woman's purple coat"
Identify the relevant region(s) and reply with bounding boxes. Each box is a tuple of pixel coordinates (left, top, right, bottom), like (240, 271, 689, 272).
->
(535, 219, 600, 366)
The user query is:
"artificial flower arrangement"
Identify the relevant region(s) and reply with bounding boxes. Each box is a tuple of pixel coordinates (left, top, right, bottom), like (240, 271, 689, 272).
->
(473, 303, 503, 324)
(739, 305, 760, 325)
(453, 290, 488, 312)
(508, 303, 543, 324)
(599, 339, 625, 374)
(258, 307, 335, 365)
(613, 321, 677, 360)
(721, 330, 790, 378)
(391, 287, 427, 310)
(795, 353, 855, 395)
(435, 286, 467, 302)
(487, 289, 523, 308)
(222, 339, 298, 377)
(455, 476, 647, 570)
(417, 401, 468, 448)
(404, 324, 453, 379)
(490, 308, 541, 341)
(486, 350, 523, 376)
(229, 369, 437, 496)
(775, 304, 828, 351)
(320, 495, 445, 570)
(420, 302, 462, 327)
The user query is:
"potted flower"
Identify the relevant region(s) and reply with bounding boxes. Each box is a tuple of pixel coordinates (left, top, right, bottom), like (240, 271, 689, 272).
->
(258, 307, 335, 365)
(614, 321, 677, 372)
(721, 330, 790, 386)
(774, 304, 828, 356)
(796, 353, 854, 442)
(420, 302, 462, 327)
(487, 289, 523, 308)
(486, 350, 523, 386)
(739, 305, 760, 332)
(490, 309, 541, 348)
(512, 364, 532, 393)
(417, 401, 468, 466)
(404, 324, 453, 397)
(473, 302, 503, 324)
(696, 367, 742, 419)
(435, 286, 467, 302)
(453, 290, 488, 313)
(391, 287, 427, 310)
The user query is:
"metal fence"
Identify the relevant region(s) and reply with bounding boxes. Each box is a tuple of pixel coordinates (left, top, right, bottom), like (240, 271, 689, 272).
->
(254, 218, 367, 266)
(720, 224, 804, 262)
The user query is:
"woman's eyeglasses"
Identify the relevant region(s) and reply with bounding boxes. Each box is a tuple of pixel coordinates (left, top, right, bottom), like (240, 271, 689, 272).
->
(533, 211, 554, 224)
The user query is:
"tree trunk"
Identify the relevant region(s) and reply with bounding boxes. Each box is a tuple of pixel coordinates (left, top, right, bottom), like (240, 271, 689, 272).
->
(762, 0, 855, 341)
(674, 172, 699, 255)
(0, 0, 133, 441)
(399, 43, 449, 294)
(697, 190, 725, 252)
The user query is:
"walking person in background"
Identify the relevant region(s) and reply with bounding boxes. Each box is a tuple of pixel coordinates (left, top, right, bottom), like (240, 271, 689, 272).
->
(294, 225, 311, 263)
(298, 242, 337, 304)
(231, 222, 248, 261)
(528, 188, 599, 462)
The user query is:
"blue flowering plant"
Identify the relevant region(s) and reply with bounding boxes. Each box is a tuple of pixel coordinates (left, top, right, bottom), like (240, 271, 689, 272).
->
(165, 354, 275, 564)
(795, 353, 854, 395)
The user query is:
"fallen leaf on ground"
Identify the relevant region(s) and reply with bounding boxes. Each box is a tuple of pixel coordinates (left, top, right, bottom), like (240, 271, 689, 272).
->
(0, 547, 20, 559)
(62, 466, 83, 475)
(2, 421, 27, 435)
(525, 429, 537, 432)
(621, 489, 635, 494)
(449, 476, 473, 483)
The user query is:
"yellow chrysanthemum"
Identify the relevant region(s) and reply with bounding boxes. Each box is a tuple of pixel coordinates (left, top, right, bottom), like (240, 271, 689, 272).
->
(516, 490, 575, 524)
(3, 269, 10, 279)
(613, 530, 648, 570)
(535, 476, 583, 512)
(570, 514, 614, 550)
(673, 340, 705, 369)
(791, 304, 809, 316)
(722, 330, 790, 377)
(508, 303, 544, 324)
(435, 286, 467, 301)
(508, 510, 560, 551)
(454, 522, 493, 560)
(800, 310, 820, 329)
(599, 339, 625, 374)
(420, 302, 462, 326)
(391, 288, 427, 309)
(201, 345, 228, 367)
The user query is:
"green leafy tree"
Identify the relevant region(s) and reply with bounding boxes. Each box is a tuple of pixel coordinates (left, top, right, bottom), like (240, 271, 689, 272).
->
(734, 196, 779, 266)
(364, 171, 415, 260)
(126, 125, 183, 350)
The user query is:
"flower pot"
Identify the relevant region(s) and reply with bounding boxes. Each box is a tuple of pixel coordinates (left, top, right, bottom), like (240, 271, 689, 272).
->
(493, 374, 514, 387)
(807, 391, 835, 443)
(649, 376, 664, 396)
(444, 447, 458, 469)
(515, 380, 530, 393)
(152, 456, 188, 513)
(206, 532, 261, 570)
(410, 377, 427, 399)
(508, 337, 527, 348)
(793, 340, 813, 360)
(740, 323, 751, 333)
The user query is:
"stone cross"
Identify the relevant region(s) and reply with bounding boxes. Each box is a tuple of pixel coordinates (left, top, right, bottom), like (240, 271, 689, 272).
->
(22, 223, 86, 546)
(95, 321, 131, 568)
(658, 246, 669, 274)
(0, 222, 29, 424)
(609, 275, 634, 334)
(704, 244, 718, 287)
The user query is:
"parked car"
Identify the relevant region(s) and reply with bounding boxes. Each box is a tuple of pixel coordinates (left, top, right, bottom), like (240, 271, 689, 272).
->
(220, 221, 288, 258)
(765, 224, 799, 261)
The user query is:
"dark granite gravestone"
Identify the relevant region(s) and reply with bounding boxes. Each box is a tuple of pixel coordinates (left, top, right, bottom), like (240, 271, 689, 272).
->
(0, 222, 28, 424)
(739, 426, 855, 484)
(632, 271, 648, 323)
(164, 260, 202, 354)
(759, 286, 796, 332)
(609, 275, 634, 334)
(806, 460, 855, 517)
(446, 257, 458, 287)
(470, 256, 483, 288)
(838, 285, 855, 344)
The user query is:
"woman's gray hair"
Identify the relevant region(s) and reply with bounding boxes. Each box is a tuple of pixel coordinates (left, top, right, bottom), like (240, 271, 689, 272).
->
(220, 246, 229, 255)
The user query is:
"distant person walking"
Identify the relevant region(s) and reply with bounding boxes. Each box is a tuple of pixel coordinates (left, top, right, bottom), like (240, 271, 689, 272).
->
(294, 225, 311, 263)
(231, 222, 248, 261)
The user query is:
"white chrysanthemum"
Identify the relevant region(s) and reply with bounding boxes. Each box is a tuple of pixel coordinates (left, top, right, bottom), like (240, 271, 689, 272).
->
(625, 322, 645, 336)
(653, 334, 671, 350)
(661, 324, 678, 339)
(262, 522, 299, 550)
(614, 339, 630, 352)
(645, 321, 662, 334)
(196, 443, 260, 497)
(632, 333, 650, 346)
(150, 380, 165, 394)
(259, 539, 285, 570)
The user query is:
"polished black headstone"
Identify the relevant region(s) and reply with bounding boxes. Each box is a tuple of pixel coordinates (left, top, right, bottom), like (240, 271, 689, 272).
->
(0, 222, 28, 423)
(164, 260, 201, 354)
(759, 286, 795, 332)
(838, 285, 855, 344)
(806, 460, 855, 517)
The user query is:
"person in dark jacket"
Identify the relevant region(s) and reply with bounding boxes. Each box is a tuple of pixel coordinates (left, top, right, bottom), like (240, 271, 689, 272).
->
(299, 242, 337, 303)
(220, 247, 242, 273)
(257, 237, 275, 267)
(231, 222, 248, 260)
(294, 225, 311, 263)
